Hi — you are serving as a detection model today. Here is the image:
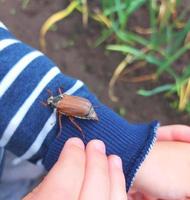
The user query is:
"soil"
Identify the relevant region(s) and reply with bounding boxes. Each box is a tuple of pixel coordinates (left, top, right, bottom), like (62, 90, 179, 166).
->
(0, 0, 190, 126)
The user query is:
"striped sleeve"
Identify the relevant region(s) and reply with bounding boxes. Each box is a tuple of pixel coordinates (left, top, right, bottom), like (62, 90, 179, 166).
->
(0, 22, 159, 190)
(0, 22, 84, 161)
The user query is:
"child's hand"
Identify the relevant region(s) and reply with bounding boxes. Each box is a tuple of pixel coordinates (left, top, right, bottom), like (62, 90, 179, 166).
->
(23, 138, 127, 200)
(157, 125, 190, 142)
(133, 141, 190, 199)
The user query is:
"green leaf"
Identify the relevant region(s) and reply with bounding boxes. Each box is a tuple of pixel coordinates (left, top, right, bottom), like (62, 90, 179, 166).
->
(114, 0, 126, 28)
(127, 0, 146, 16)
(157, 44, 190, 76)
(95, 29, 113, 47)
(103, 3, 127, 16)
(116, 30, 149, 46)
(138, 84, 174, 96)
(107, 44, 161, 65)
(21, 0, 30, 9)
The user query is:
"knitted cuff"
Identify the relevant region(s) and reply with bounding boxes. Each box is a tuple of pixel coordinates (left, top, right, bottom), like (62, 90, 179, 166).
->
(0, 22, 159, 189)
(43, 97, 159, 189)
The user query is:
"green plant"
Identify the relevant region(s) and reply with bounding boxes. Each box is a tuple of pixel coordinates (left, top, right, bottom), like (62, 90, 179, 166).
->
(21, 0, 30, 9)
(39, 0, 190, 113)
(97, 0, 190, 112)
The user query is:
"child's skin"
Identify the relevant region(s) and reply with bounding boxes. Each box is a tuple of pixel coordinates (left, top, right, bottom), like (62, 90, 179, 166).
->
(23, 138, 128, 200)
(131, 125, 190, 200)
(23, 125, 190, 200)
(157, 125, 190, 142)
(133, 142, 190, 200)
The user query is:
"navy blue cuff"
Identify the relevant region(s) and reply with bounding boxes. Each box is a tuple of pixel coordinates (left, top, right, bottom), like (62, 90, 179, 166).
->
(43, 91, 159, 190)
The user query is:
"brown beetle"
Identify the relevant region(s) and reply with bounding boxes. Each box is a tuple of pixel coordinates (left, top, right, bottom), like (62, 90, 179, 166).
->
(43, 88, 98, 137)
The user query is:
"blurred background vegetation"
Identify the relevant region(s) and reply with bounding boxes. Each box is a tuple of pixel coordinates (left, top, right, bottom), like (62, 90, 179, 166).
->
(2, 0, 189, 121)
(39, 0, 190, 115)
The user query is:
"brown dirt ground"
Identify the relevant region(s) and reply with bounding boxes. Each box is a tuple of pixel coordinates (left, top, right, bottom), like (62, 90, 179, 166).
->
(0, 0, 190, 125)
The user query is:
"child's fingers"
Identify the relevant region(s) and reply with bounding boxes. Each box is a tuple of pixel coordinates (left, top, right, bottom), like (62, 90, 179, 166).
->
(44, 137, 86, 199)
(24, 137, 86, 200)
(157, 125, 190, 142)
(108, 155, 128, 200)
(79, 140, 110, 200)
(128, 190, 157, 200)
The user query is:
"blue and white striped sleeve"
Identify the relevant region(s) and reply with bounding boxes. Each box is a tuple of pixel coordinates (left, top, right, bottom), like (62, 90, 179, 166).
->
(0, 22, 159, 190)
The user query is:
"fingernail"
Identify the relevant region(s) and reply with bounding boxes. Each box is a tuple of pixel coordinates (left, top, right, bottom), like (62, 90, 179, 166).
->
(67, 137, 84, 149)
(112, 155, 122, 170)
(91, 140, 106, 154)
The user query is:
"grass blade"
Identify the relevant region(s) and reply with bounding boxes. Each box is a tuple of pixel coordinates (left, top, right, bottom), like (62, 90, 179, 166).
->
(40, 1, 79, 51)
(138, 84, 174, 96)
(107, 44, 161, 66)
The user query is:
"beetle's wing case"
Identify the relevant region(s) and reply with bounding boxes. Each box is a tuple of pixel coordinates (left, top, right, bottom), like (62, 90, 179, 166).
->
(86, 106, 98, 120)
(57, 95, 92, 117)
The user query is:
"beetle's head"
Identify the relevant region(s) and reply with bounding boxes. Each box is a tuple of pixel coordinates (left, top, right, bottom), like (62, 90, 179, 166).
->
(47, 95, 62, 108)
(47, 96, 54, 107)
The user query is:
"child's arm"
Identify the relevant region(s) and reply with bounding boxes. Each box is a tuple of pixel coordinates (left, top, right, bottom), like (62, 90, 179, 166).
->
(133, 141, 190, 199)
(0, 22, 158, 190)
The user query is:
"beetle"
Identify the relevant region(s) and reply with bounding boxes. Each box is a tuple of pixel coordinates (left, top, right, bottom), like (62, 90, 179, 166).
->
(42, 88, 98, 137)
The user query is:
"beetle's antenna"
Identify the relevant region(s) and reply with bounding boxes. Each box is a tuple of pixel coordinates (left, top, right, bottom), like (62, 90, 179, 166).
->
(57, 80, 64, 94)
(58, 88, 63, 95)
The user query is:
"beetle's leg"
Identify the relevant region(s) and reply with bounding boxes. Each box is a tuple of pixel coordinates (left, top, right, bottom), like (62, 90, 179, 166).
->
(69, 116, 85, 139)
(46, 89, 53, 97)
(57, 112, 63, 137)
(58, 113, 63, 130)
(40, 101, 48, 107)
(93, 105, 100, 108)
(60, 85, 64, 92)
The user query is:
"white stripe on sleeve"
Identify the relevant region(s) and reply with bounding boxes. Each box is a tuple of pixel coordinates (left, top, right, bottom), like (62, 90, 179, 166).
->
(0, 39, 20, 51)
(65, 80, 84, 95)
(0, 67, 60, 147)
(0, 22, 8, 30)
(13, 110, 57, 165)
(0, 51, 43, 99)
(12, 80, 84, 164)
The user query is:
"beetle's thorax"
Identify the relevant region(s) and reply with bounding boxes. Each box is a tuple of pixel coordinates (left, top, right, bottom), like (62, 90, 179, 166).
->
(47, 95, 64, 108)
